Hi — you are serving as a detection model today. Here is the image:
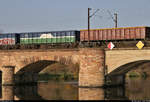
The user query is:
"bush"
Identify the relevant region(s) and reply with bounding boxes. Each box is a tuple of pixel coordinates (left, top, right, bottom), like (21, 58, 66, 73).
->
(128, 72, 140, 78)
(141, 72, 147, 79)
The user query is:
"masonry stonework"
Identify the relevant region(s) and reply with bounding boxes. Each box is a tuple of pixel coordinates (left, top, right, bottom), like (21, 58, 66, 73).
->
(0, 48, 148, 87)
(79, 88, 104, 100)
(2, 66, 15, 85)
(105, 49, 150, 74)
(0, 49, 79, 84)
(2, 86, 14, 100)
(79, 48, 105, 87)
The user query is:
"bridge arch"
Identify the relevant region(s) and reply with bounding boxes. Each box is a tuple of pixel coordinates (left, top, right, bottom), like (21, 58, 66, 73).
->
(15, 58, 79, 84)
(16, 60, 57, 74)
(108, 60, 150, 76)
(106, 49, 150, 74)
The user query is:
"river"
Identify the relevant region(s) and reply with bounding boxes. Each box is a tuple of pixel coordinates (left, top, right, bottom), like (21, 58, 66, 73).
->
(1, 76, 150, 100)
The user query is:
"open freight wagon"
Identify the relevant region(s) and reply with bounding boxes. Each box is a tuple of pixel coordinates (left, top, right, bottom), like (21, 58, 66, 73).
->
(0, 33, 20, 45)
(19, 30, 80, 44)
(80, 26, 150, 42)
(0, 30, 80, 45)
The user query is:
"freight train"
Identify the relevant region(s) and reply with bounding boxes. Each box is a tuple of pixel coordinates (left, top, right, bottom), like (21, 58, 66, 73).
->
(0, 26, 150, 49)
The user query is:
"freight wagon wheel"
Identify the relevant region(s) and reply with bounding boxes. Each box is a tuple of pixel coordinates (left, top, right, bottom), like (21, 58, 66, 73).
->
(22, 45, 25, 49)
(92, 42, 97, 47)
(31, 44, 35, 49)
(74, 42, 79, 48)
(143, 40, 149, 47)
(79, 42, 82, 47)
(25, 45, 28, 49)
(68, 43, 72, 48)
(72, 43, 75, 48)
(145, 41, 150, 47)
(79, 42, 82, 48)
(14, 44, 20, 49)
(71, 43, 75, 48)
(9, 45, 13, 49)
(24, 45, 27, 49)
(102, 42, 107, 48)
(29, 45, 31, 49)
(66, 43, 70, 48)
(9, 45, 14, 49)
(20, 45, 23, 49)
(2, 45, 8, 50)
(34, 44, 39, 49)
(46, 44, 50, 49)
(96, 42, 101, 47)
(112, 41, 117, 48)
(6, 45, 9, 50)
(53, 44, 57, 49)
(118, 42, 121, 48)
(22, 45, 27, 49)
(69, 43, 72, 48)
(6, 45, 10, 49)
(115, 41, 120, 48)
(28, 45, 31, 49)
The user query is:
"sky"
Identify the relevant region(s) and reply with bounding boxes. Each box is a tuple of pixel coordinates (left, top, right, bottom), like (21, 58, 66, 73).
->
(0, 0, 150, 33)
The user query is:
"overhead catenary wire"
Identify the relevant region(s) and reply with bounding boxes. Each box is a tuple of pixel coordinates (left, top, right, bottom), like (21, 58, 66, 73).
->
(88, 8, 100, 42)
(107, 10, 118, 28)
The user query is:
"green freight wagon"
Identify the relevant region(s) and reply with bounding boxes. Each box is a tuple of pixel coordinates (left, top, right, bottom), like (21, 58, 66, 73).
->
(20, 30, 80, 44)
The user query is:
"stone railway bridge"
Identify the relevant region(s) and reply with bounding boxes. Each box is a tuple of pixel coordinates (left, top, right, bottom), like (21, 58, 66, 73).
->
(0, 47, 150, 87)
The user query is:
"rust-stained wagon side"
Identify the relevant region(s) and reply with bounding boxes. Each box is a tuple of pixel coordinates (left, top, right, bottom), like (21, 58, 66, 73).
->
(80, 26, 150, 42)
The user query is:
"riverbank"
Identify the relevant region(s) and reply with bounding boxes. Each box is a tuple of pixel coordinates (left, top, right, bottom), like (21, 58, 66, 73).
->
(38, 73, 78, 81)
(38, 62, 79, 81)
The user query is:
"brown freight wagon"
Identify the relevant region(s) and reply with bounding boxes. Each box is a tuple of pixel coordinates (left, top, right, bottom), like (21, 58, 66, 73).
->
(80, 26, 150, 42)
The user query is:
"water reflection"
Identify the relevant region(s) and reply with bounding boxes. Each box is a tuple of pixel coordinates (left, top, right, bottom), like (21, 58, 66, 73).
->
(14, 85, 43, 100)
(105, 86, 127, 100)
(79, 88, 104, 100)
(0, 77, 150, 100)
(125, 77, 150, 100)
(37, 81, 78, 100)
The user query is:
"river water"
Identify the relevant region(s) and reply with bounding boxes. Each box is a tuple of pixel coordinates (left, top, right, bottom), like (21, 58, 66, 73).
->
(1, 77, 150, 100)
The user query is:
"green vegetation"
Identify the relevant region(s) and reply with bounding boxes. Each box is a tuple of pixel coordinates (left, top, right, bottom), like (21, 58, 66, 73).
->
(38, 63, 79, 81)
(38, 73, 78, 81)
(141, 72, 148, 79)
(128, 71, 148, 79)
(128, 72, 140, 78)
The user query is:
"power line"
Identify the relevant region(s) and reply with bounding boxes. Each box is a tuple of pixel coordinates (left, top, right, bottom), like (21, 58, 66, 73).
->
(107, 10, 118, 28)
(88, 8, 100, 42)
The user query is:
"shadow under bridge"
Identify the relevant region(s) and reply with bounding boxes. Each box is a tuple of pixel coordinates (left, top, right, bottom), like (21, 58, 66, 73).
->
(15, 60, 56, 84)
(105, 60, 150, 86)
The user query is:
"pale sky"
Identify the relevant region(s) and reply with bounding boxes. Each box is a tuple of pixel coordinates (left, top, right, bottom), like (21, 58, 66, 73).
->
(0, 0, 150, 33)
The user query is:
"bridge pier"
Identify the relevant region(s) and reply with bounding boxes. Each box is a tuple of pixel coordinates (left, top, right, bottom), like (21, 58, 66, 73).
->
(106, 75, 125, 86)
(2, 86, 14, 100)
(79, 48, 105, 87)
(79, 88, 104, 100)
(2, 66, 15, 86)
